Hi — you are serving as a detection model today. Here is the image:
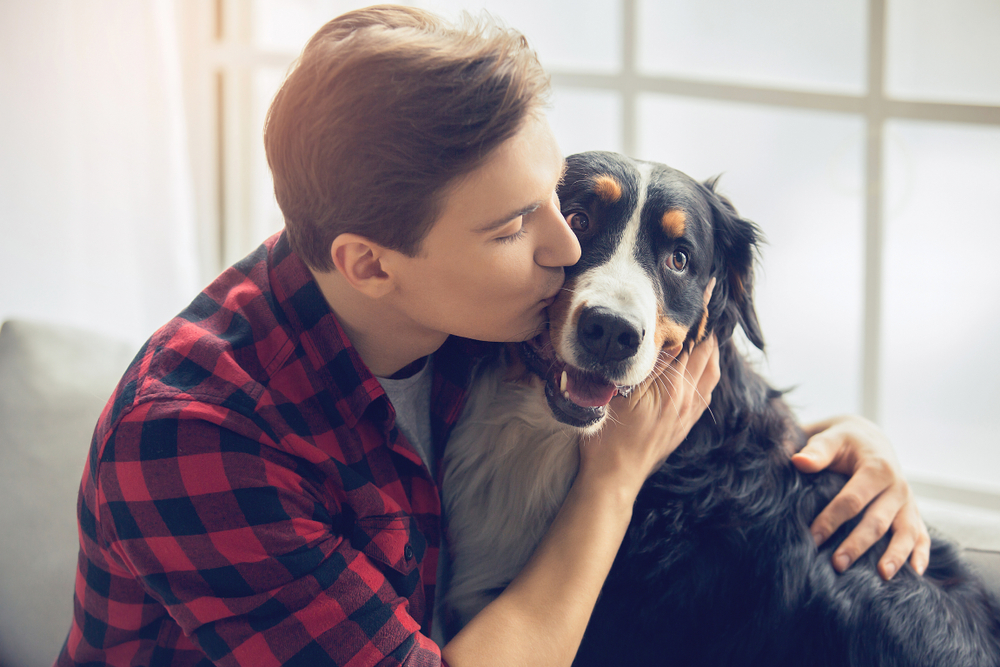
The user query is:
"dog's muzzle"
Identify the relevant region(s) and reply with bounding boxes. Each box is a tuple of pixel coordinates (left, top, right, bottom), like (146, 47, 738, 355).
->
(521, 327, 636, 429)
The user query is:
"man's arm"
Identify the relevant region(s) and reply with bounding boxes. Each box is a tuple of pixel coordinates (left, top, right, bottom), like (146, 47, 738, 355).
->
(94, 406, 443, 667)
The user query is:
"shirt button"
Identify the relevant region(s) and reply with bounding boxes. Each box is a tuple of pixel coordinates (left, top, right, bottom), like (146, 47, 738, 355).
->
(404, 544, 414, 561)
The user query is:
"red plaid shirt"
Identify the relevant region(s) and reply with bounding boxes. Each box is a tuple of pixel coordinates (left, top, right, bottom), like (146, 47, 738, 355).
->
(56, 232, 490, 667)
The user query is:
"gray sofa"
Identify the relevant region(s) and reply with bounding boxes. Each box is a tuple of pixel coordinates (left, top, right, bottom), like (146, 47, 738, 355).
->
(0, 320, 136, 667)
(0, 318, 997, 667)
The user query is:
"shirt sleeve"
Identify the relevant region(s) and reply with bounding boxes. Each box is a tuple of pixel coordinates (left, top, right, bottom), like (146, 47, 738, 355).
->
(94, 399, 444, 667)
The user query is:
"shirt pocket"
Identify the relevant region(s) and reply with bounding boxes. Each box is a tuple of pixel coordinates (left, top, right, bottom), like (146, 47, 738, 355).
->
(352, 515, 427, 605)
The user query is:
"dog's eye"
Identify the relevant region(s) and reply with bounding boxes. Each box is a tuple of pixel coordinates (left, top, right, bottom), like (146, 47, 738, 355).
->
(566, 212, 590, 233)
(669, 250, 688, 272)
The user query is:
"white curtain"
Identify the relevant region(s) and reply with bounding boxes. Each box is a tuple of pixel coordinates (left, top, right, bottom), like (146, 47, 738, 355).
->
(0, 0, 200, 347)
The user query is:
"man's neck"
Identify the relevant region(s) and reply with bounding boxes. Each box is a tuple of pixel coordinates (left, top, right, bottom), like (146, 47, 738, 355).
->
(309, 267, 446, 377)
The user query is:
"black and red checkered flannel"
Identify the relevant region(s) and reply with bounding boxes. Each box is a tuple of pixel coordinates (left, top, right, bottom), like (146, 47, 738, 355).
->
(56, 232, 491, 667)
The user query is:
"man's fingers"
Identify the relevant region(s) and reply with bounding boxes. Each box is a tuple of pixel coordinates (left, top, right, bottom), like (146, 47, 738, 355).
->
(908, 520, 932, 575)
(666, 334, 719, 411)
(702, 277, 717, 307)
(827, 481, 907, 573)
(791, 430, 844, 474)
(809, 466, 885, 548)
(686, 334, 717, 384)
(639, 349, 689, 398)
(692, 335, 720, 402)
(875, 501, 930, 579)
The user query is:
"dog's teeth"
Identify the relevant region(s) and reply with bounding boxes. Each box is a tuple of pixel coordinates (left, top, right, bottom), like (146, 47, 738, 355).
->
(563, 390, 570, 400)
(560, 370, 568, 393)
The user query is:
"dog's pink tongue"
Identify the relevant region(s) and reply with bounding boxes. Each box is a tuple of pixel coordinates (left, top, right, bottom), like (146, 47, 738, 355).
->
(565, 372, 618, 408)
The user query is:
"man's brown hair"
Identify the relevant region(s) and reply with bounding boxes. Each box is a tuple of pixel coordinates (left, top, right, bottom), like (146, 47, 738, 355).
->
(264, 5, 551, 271)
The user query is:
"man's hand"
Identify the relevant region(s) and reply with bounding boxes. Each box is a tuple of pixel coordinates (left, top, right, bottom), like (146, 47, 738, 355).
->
(791, 415, 930, 580)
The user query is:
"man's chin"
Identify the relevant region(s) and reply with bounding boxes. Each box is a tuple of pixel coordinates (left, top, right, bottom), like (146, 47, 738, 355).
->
(501, 316, 548, 344)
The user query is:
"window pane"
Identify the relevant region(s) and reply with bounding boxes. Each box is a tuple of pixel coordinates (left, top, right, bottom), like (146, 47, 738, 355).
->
(638, 0, 867, 94)
(886, 0, 1000, 105)
(881, 120, 1000, 492)
(411, 0, 621, 73)
(252, 0, 370, 52)
(639, 95, 866, 423)
(549, 87, 622, 157)
(251, 67, 287, 242)
(254, 1, 621, 71)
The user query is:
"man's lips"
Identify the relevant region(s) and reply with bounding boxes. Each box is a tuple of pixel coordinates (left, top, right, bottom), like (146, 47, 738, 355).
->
(539, 290, 561, 308)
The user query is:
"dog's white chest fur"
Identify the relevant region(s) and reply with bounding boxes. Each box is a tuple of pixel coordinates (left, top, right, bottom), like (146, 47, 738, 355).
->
(442, 357, 580, 626)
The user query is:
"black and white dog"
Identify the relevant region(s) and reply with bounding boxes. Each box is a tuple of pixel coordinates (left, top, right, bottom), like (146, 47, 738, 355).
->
(442, 152, 1000, 666)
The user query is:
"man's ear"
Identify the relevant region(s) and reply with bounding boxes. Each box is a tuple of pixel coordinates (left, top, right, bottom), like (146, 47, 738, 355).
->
(329, 233, 394, 298)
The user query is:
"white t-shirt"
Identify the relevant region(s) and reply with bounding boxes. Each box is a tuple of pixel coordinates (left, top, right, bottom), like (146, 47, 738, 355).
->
(376, 356, 450, 646)
(377, 357, 434, 473)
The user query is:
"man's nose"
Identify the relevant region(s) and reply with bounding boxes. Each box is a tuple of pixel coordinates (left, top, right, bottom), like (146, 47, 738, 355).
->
(535, 194, 581, 268)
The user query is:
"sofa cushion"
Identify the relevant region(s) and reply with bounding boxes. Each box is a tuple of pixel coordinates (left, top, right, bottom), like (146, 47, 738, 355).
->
(0, 319, 135, 667)
(918, 497, 1000, 598)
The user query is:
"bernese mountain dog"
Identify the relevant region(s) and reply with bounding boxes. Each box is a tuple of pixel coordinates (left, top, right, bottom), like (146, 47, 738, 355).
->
(441, 151, 1000, 665)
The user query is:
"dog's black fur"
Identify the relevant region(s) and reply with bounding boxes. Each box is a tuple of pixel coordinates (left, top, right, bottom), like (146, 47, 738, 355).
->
(553, 153, 1000, 666)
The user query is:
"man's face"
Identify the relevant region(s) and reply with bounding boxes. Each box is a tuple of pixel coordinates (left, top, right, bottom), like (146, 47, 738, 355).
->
(384, 113, 581, 343)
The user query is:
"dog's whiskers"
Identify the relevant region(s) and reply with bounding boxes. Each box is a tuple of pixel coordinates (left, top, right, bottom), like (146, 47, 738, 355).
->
(656, 359, 718, 425)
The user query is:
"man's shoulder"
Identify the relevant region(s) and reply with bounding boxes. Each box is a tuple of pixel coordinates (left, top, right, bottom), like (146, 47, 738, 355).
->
(96, 236, 305, 434)
(144, 250, 291, 399)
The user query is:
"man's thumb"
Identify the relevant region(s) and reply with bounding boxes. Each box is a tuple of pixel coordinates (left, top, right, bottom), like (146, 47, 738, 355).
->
(791, 433, 837, 473)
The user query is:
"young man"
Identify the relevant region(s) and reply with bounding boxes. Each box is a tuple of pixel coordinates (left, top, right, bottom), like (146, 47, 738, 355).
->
(57, 6, 929, 666)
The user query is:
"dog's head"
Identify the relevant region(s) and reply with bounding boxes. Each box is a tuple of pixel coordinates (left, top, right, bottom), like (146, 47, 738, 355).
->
(519, 151, 764, 431)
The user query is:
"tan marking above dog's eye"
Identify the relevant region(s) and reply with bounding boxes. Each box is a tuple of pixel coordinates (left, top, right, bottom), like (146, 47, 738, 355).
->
(592, 175, 623, 203)
(662, 209, 687, 238)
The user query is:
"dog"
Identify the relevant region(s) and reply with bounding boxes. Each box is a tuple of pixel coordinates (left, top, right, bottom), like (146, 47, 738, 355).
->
(441, 151, 1000, 665)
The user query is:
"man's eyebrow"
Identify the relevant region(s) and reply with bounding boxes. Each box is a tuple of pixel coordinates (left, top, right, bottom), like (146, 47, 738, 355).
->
(476, 160, 567, 234)
(475, 202, 542, 234)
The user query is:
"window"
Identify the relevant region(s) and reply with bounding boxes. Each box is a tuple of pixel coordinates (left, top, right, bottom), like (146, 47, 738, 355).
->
(183, 0, 1000, 511)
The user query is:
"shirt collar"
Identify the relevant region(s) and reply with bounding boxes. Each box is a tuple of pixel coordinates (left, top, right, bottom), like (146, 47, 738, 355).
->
(266, 231, 495, 442)
(267, 231, 385, 430)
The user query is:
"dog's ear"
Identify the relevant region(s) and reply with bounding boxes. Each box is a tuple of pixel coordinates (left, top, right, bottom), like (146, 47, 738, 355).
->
(703, 177, 765, 351)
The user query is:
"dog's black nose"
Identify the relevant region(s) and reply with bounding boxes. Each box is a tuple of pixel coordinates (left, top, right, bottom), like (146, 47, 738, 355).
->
(577, 307, 643, 363)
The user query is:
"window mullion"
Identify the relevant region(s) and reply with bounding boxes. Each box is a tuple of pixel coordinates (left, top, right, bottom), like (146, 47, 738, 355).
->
(622, 0, 638, 157)
(861, 0, 887, 423)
